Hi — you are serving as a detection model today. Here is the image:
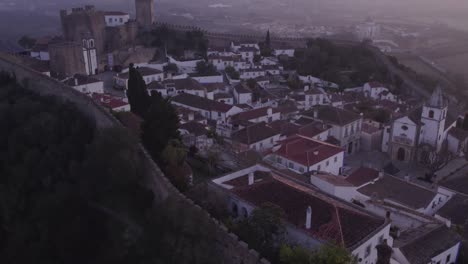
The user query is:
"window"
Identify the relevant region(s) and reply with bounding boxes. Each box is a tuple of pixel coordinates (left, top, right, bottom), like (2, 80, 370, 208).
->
(326, 160, 329, 166)
(108, 18, 112, 23)
(119, 18, 123, 23)
(401, 125, 408, 131)
(378, 235, 384, 244)
(277, 157, 282, 163)
(299, 167, 304, 173)
(334, 156, 338, 163)
(429, 110, 435, 118)
(317, 165, 321, 171)
(446, 254, 451, 263)
(288, 162, 294, 169)
(364, 244, 371, 258)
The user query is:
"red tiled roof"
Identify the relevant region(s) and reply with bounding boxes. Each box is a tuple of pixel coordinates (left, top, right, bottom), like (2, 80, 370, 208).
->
(232, 122, 280, 145)
(92, 93, 129, 110)
(231, 107, 278, 121)
(275, 136, 343, 167)
(172, 93, 233, 113)
(231, 177, 385, 248)
(345, 167, 380, 187)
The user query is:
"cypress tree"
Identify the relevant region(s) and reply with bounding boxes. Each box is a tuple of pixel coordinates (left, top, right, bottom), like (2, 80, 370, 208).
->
(126, 64, 151, 117)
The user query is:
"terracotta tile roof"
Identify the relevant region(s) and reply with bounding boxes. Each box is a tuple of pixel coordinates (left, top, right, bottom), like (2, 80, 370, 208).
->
(396, 224, 461, 264)
(231, 176, 386, 248)
(214, 93, 233, 100)
(172, 93, 233, 113)
(232, 122, 279, 145)
(92, 93, 128, 110)
(163, 78, 205, 91)
(274, 136, 344, 167)
(345, 167, 380, 187)
(357, 175, 437, 209)
(268, 120, 301, 137)
(437, 194, 468, 226)
(361, 123, 381, 134)
(234, 83, 252, 94)
(303, 106, 361, 126)
(231, 107, 278, 122)
(179, 122, 209, 137)
(203, 82, 226, 92)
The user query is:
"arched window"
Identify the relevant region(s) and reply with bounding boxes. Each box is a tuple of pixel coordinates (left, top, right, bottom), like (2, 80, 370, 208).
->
(89, 39, 95, 48)
(82, 39, 87, 48)
(429, 110, 434, 119)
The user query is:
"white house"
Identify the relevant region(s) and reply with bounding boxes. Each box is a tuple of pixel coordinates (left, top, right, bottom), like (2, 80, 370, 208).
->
(299, 75, 339, 89)
(238, 46, 260, 63)
(214, 93, 234, 105)
(269, 135, 345, 175)
(63, 74, 104, 94)
(273, 48, 295, 57)
(447, 126, 468, 156)
(212, 164, 392, 264)
(392, 224, 461, 264)
(82, 36, 98, 75)
(92, 93, 130, 112)
(302, 106, 363, 155)
(171, 93, 242, 123)
(240, 68, 266, 80)
(104, 11, 130, 27)
(304, 88, 329, 109)
(231, 122, 281, 153)
(114, 67, 165, 89)
(179, 121, 214, 151)
(230, 107, 281, 124)
(233, 83, 253, 104)
(363, 82, 397, 102)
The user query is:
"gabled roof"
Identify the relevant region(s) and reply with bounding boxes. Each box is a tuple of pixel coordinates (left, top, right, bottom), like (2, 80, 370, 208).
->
(231, 122, 279, 145)
(179, 122, 209, 137)
(437, 194, 468, 226)
(274, 136, 344, 167)
(357, 175, 437, 209)
(234, 83, 252, 94)
(162, 78, 205, 91)
(396, 224, 461, 264)
(448, 126, 468, 141)
(172, 93, 233, 113)
(227, 174, 386, 248)
(303, 106, 361, 126)
(231, 107, 278, 122)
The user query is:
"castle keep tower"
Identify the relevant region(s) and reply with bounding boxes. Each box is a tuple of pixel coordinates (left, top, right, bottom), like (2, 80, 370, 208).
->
(135, 0, 154, 27)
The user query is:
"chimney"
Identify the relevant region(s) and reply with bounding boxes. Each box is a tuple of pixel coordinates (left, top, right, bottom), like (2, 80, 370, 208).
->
(313, 150, 319, 156)
(267, 107, 273, 116)
(74, 78, 78, 86)
(188, 112, 194, 121)
(313, 109, 318, 119)
(248, 172, 254, 185)
(305, 206, 312, 230)
(404, 174, 410, 182)
(378, 171, 384, 179)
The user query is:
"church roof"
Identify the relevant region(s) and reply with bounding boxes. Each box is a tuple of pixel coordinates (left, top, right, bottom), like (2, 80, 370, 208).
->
(428, 86, 447, 108)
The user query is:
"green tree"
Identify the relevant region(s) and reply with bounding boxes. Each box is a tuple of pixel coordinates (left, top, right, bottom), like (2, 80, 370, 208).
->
(310, 244, 357, 264)
(126, 64, 151, 117)
(195, 61, 218, 76)
(18, 35, 36, 49)
(233, 203, 286, 259)
(280, 244, 312, 264)
(163, 63, 179, 74)
(141, 94, 180, 160)
(225, 66, 240, 80)
(376, 243, 392, 264)
(162, 139, 187, 166)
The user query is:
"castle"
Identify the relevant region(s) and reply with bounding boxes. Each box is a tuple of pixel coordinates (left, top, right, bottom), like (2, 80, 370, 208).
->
(53, 0, 154, 76)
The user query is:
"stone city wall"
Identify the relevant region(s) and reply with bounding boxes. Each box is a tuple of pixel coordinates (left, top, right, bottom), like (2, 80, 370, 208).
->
(0, 52, 270, 264)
